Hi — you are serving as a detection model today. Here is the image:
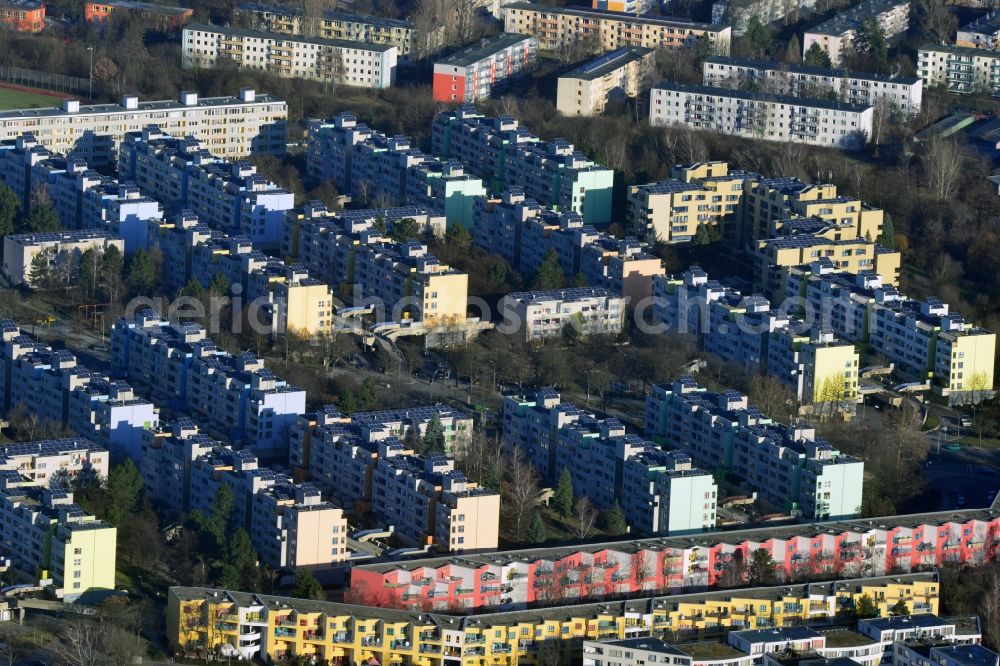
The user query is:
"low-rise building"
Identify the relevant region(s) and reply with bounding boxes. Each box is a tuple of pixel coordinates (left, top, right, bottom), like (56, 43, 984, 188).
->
(557, 46, 656, 117)
(503, 2, 732, 55)
(167, 573, 941, 663)
(182, 23, 397, 89)
(118, 127, 294, 249)
(433, 106, 615, 223)
(500, 287, 626, 340)
(803, 0, 910, 67)
(702, 56, 922, 115)
(0, 89, 286, 166)
(233, 2, 418, 56)
(712, 0, 815, 36)
(0, 0, 44, 32)
(785, 266, 996, 404)
(112, 311, 306, 455)
(592, 0, 654, 13)
(955, 11, 1000, 49)
(0, 438, 108, 487)
(432, 32, 537, 103)
(917, 44, 1000, 95)
(645, 376, 864, 518)
(2, 230, 124, 288)
(894, 643, 998, 666)
(650, 83, 874, 151)
(85, 0, 192, 29)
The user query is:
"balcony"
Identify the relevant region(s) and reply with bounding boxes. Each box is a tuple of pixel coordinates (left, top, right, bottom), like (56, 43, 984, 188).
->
(332, 631, 353, 643)
(360, 637, 382, 647)
(492, 643, 512, 654)
(274, 627, 296, 638)
(419, 644, 441, 654)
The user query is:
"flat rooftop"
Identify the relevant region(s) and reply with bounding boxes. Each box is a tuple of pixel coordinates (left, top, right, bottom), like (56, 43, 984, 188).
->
(0, 92, 284, 119)
(563, 46, 654, 81)
(808, 0, 907, 36)
(679, 641, 751, 661)
(184, 22, 395, 51)
(703, 55, 920, 85)
(654, 82, 872, 112)
(504, 1, 723, 31)
(436, 32, 535, 67)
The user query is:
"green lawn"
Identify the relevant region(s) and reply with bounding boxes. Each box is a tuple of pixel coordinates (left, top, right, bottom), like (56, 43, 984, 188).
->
(0, 87, 64, 110)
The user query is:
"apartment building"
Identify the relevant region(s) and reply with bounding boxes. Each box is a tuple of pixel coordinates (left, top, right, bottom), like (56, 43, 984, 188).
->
(956, 11, 1000, 49)
(592, 0, 654, 12)
(0, 322, 158, 460)
(503, 2, 732, 55)
(500, 287, 626, 340)
(85, 0, 192, 28)
(182, 24, 397, 89)
(802, 0, 910, 67)
(653, 268, 861, 407)
(432, 106, 615, 223)
(650, 83, 874, 151)
(432, 32, 537, 103)
(250, 482, 347, 569)
(893, 643, 997, 666)
(557, 46, 656, 117)
(645, 376, 864, 518)
(712, 0, 816, 36)
(2, 230, 124, 288)
(353, 505, 996, 613)
(702, 56, 923, 115)
(168, 573, 941, 663)
(0, 89, 287, 166)
(282, 202, 469, 326)
(0, 438, 108, 487)
(289, 404, 493, 553)
(144, 212, 334, 335)
(627, 161, 749, 243)
(0, 0, 44, 32)
(0, 480, 115, 602)
(118, 127, 294, 249)
(502, 389, 717, 535)
(585, 637, 752, 666)
(112, 311, 306, 455)
(290, 404, 472, 476)
(786, 266, 996, 404)
(281, 202, 446, 258)
(917, 44, 1000, 95)
(304, 114, 485, 228)
(233, 2, 418, 56)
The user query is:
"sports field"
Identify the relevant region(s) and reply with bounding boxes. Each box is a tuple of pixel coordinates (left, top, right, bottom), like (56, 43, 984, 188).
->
(0, 85, 66, 110)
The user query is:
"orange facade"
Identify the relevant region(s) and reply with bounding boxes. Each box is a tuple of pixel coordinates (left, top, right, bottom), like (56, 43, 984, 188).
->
(85, 1, 193, 29)
(432, 73, 466, 103)
(0, 1, 45, 33)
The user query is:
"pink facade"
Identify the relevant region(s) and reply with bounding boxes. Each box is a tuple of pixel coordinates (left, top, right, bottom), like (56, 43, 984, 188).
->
(350, 514, 1000, 612)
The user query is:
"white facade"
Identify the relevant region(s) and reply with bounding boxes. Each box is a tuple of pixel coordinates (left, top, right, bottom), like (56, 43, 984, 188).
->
(702, 56, 922, 115)
(500, 287, 625, 341)
(802, 0, 910, 67)
(0, 89, 286, 166)
(917, 44, 1000, 95)
(650, 83, 873, 151)
(0, 438, 108, 487)
(183, 23, 397, 89)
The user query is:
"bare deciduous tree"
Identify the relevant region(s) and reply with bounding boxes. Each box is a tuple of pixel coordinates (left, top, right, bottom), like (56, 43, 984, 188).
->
(922, 136, 964, 200)
(571, 496, 598, 540)
(502, 446, 540, 540)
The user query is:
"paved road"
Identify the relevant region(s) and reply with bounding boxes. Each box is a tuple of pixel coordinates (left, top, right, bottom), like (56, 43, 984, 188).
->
(924, 447, 1000, 510)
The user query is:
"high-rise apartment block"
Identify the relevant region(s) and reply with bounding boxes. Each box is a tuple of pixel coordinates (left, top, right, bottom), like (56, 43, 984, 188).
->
(786, 265, 996, 404)
(281, 204, 446, 258)
(233, 2, 418, 56)
(653, 267, 861, 407)
(650, 83, 874, 151)
(0, 321, 158, 460)
(0, 438, 108, 487)
(702, 56, 922, 115)
(802, 0, 910, 67)
(280, 201, 469, 326)
(645, 377, 864, 518)
(432, 106, 615, 224)
(432, 32, 537, 103)
(289, 405, 496, 553)
(182, 24, 397, 89)
(111, 310, 305, 455)
(2, 230, 125, 288)
(306, 114, 485, 228)
(502, 388, 718, 535)
(473, 188, 665, 299)
(0, 89, 286, 166)
(118, 127, 294, 249)
(500, 288, 626, 340)
(503, 2, 731, 54)
(557, 46, 656, 117)
(0, 479, 116, 602)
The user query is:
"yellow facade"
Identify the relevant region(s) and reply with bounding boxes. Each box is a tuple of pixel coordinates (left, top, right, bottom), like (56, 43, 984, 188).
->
(276, 280, 334, 336)
(757, 237, 901, 298)
(805, 341, 861, 405)
(420, 271, 469, 326)
(168, 576, 940, 665)
(56, 522, 117, 601)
